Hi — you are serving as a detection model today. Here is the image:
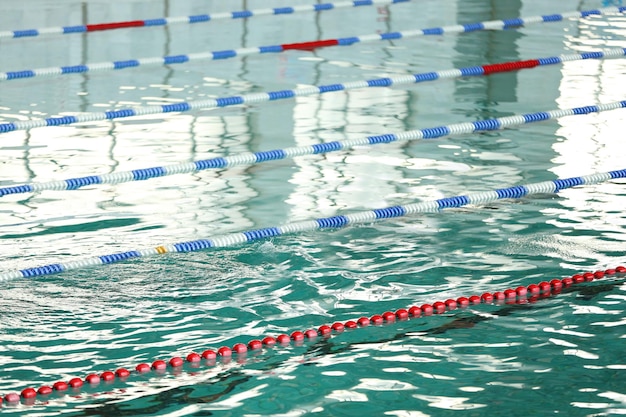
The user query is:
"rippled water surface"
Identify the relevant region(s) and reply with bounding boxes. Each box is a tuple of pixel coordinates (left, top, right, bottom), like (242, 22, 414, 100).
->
(1, 0, 626, 415)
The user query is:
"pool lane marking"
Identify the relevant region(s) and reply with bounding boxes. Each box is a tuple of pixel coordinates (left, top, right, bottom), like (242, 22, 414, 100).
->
(0, 0, 411, 40)
(1, 169, 626, 281)
(0, 6, 624, 82)
(1, 267, 623, 405)
(1, 99, 625, 197)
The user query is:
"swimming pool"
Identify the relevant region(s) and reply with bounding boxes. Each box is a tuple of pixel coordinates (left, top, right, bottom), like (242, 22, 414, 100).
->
(1, 0, 626, 415)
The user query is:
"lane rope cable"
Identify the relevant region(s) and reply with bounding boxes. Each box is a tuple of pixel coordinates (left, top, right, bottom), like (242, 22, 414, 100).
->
(1, 99, 624, 197)
(1, 266, 624, 406)
(0, 48, 624, 135)
(0, 7, 624, 82)
(2, 168, 625, 281)
(0, 0, 411, 40)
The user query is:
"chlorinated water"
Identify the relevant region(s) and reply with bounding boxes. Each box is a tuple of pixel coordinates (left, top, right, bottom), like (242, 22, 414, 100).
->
(1, 0, 626, 415)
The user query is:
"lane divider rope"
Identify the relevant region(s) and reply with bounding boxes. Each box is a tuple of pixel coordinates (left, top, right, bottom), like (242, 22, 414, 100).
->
(2, 169, 626, 282)
(0, 48, 624, 135)
(1, 266, 623, 406)
(1, 6, 624, 82)
(1, 99, 624, 197)
(0, 0, 411, 40)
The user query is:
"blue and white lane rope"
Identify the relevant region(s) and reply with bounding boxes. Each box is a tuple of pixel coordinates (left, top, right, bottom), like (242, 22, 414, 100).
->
(1, 6, 624, 82)
(1, 100, 624, 198)
(2, 169, 625, 282)
(1, 48, 624, 135)
(0, 0, 410, 40)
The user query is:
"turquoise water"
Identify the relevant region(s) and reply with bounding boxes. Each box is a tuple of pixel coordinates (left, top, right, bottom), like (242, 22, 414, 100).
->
(1, 0, 626, 415)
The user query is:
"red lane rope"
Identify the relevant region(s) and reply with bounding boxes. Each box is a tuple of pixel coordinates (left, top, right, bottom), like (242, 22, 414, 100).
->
(482, 59, 540, 75)
(85, 21, 145, 32)
(1, 266, 624, 406)
(281, 39, 340, 51)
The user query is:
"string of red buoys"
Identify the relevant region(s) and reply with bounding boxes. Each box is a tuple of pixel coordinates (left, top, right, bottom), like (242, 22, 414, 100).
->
(1, 266, 624, 407)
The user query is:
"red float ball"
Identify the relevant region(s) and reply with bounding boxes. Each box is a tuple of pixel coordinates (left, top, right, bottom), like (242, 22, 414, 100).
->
(344, 320, 358, 329)
(527, 284, 540, 295)
(136, 363, 151, 373)
(583, 272, 595, 282)
(248, 340, 263, 350)
(432, 302, 446, 314)
(550, 279, 563, 291)
(468, 295, 481, 305)
(304, 329, 318, 339)
(420, 304, 434, 316)
(539, 282, 551, 292)
(318, 325, 332, 336)
(232, 343, 248, 355)
(186, 352, 201, 363)
(115, 368, 131, 378)
(169, 357, 184, 367)
(605, 268, 616, 275)
(616, 265, 626, 273)
(480, 293, 493, 303)
(572, 274, 584, 284)
(516, 286, 528, 297)
(291, 331, 305, 341)
(276, 334, 291, 345)
(504, 289, 516, 299)
(68, 377, 83, 388)
(395, 309, 409, 320)
(594, 271, 605, 279)
(357, 317, 370, 327)
(101, 371, 115, 382)
(561, 277, 573, 288)
(331, 322, 345, 332)
(85, 374, 100, 385)
(21, 388, 37, 399)
(262, 337, 276, 347)
(456, 297, 470, 308)
(370, 315, 384, 325)
(382, 311, 396, 322)
(444, 299, 457, 310)
(37, 386, 53, 396)
(492, 292, 505, 301)
(4, 393, 20, 403)
(408, 306, 422, 317)
(202, 349, 217, 360)
(217, 346, 232, 357)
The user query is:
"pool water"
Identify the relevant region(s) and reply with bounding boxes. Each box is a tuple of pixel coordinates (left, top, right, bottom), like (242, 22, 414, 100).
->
(1, 0, 626, 415)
